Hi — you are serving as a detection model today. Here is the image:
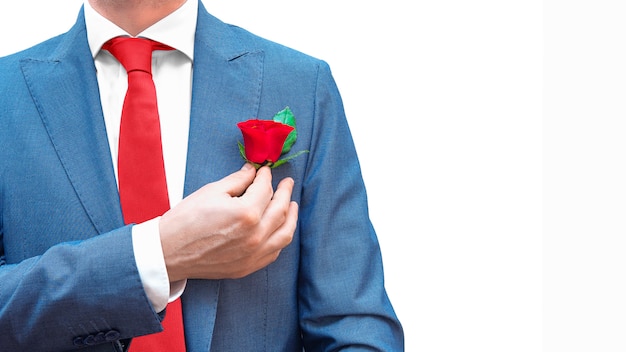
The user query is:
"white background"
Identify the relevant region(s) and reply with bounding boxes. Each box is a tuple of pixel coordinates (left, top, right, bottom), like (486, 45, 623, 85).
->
(4, 1, 620, 351)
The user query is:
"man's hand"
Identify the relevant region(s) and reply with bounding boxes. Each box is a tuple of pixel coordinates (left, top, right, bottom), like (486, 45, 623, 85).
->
(158, 164, 298, 282)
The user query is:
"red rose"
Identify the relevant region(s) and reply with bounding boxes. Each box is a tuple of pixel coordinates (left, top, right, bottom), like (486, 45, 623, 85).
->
(237, 119, 295, 164)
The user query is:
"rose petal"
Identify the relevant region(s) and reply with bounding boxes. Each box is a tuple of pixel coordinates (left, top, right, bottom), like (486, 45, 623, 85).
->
(237, 119, 294, 163)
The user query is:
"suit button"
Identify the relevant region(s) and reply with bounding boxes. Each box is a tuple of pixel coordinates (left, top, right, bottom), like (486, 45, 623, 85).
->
(72, 336, 84, 347)
(84, 334, 96, 345)
(105, 330, 121, 341)
(93, 332, 106, 343)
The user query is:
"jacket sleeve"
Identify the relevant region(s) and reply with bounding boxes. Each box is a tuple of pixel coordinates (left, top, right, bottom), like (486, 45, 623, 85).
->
(297, 62, 405, 351)
(0, 227, 165, 351)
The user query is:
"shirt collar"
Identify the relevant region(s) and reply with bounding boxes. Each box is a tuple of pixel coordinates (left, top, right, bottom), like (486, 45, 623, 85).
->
(84, 0, 197, 60)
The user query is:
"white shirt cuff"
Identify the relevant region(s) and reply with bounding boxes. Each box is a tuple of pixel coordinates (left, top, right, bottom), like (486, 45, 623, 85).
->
(132, 217, 187, 312)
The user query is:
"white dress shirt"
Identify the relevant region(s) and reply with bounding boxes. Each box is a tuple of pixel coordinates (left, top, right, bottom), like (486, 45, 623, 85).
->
(84, 0, 198, 312)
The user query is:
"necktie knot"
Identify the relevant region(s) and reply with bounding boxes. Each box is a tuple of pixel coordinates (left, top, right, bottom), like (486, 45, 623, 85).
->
(103, 37, 173, 74)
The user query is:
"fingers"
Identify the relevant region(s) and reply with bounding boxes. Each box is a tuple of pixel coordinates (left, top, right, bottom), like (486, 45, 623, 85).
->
(233, 201, 298, 279)
(269, 177, 295, 219)
(239, 169, 296, 254)
(273, 201, 298, 248)
(264, 201, 299, 259)
(238, 166, 275, 211)
(219, 163, 258, 197)
(258, 177, 296, 241)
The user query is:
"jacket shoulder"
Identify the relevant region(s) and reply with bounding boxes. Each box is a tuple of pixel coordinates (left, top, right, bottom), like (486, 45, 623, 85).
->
(228, 23, 326, 68)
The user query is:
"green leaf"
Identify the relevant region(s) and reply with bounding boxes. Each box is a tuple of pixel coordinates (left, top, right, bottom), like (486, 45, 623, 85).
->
(270, 150, 309, 168)
(273, 106, 296, 127)
(238, 141, 246, 159)
(273, 107, 297, 154)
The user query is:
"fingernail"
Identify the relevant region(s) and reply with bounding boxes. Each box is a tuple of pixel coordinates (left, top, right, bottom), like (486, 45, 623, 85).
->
(241, 163, 254, 171)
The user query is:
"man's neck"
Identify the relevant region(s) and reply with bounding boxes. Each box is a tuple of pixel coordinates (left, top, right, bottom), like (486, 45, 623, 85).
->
(87, 0, 187, 36)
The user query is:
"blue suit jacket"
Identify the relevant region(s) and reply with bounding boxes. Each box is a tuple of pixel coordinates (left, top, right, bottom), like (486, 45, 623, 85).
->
(0, 2, 403, 351)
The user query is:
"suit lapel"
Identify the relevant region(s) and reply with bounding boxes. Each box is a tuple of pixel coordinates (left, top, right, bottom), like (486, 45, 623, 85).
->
(19, 8, 123, 235)
(181, 3, 265, 350)
(184, 4, 265, 194)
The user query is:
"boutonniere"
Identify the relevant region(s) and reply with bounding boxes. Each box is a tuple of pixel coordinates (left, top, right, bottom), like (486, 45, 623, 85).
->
(237, 107, 308, 169)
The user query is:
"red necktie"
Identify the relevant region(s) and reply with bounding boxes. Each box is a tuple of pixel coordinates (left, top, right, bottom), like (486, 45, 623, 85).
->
(103, 37, 186, 352)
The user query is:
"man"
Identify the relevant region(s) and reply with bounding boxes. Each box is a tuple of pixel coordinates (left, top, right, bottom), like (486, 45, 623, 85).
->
(0, 0, 404, 351)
